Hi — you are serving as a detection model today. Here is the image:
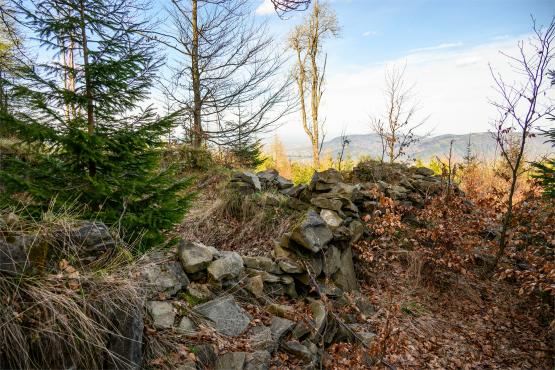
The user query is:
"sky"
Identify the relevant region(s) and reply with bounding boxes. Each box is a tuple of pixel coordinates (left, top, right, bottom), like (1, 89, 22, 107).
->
(253, 0, 555, 145)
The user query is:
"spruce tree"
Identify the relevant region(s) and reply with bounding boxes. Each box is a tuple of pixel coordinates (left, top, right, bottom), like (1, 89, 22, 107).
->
(0, 0, 193, 250)
(533, 128, 555, 198)
(230, 138, 265, 169)
(533, 71, 555, 198)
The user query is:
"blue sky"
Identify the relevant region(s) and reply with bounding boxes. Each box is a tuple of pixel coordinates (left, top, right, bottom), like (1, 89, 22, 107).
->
(254, 0, 555, 144)
(260, 0, 554, 68)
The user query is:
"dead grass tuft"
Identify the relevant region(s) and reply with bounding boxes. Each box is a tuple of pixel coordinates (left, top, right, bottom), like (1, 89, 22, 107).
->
(0, 206, 144, 369)
(178, 175, 300, 256)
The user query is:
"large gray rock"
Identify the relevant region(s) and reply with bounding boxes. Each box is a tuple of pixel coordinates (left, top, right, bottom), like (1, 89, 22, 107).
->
(332, 247, 358, 292)
(207, 251, 243, 281)
(310, 196, 343, 211)
(140, 260, 189, 297)
(245, 275, 264, 297)
(194, 296, 251, 337)
(310, 300, 327, 338)
(106, 304, 143, 370)
(323, 245, 341, 276)
(61, 221, 115, 259)
(330, 183, 357, 200)
(413, 166, 435, 177)
(275, 175, 294, 190)
(146, 301, 175, 329)
(257, 169, 294, 191)
(242, 255, 281, 274)
(250, 325, 277, 352)
(178, 240, 214, 274)
(291, 321, 311, 341)
(270, 316, 294, 341)
(281, 184, 306, 198)
(282, 341, 314, 362)
(215, 352, 246, 370)
(349, 220, 364, 243)
(177, 317, 197, 335)
(245, 350, 271, 370)
(290, 210, 333, 253)
(277, 257, 304, 274)
(320, 209, 343, 228)
(0, 236, 35, 275)
(186, 282, 215, 303)
(195, 344, 217, 369)
(232, 171, 262, 192)
(309, 169, 343, 192)
(257, 169, 279, 184)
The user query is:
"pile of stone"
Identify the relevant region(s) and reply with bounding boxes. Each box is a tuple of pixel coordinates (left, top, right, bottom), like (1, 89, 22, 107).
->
(0, 218, 115, 275)
(352, 160, 454, 208)
(139, 236, 376, 369)
(228, 169, 302, 197)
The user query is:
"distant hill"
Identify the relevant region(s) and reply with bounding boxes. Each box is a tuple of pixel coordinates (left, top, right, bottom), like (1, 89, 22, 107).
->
(283, 132, 554, 162)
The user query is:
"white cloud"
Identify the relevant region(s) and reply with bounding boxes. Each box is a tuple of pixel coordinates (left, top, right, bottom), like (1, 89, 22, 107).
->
(362, 31, 378, 37)
(273, 36, 532, 145)
(409, 42, 463, 53)
(256, 0, 275, 15)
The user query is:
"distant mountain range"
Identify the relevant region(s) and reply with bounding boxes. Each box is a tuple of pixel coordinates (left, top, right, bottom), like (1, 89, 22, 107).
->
(283, 132, 554, 162)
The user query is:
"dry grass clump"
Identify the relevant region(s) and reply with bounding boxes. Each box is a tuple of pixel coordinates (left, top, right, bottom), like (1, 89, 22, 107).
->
(0, 207, 144, 369)
(178, 174, 300, 255)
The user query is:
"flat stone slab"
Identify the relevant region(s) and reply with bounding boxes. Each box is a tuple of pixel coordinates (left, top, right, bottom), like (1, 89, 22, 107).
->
(270, 316, 294, 341)
(141, 260, 189, 296)
(207, 251, 243, 281)
(194, 296, 251, 337)
(215, 352, 246, 370)
(146, 301, 175, 329)
(290, 210, 333, 253)
(178, 240, 214, 273)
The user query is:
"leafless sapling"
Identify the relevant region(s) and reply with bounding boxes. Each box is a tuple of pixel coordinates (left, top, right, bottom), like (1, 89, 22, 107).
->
(489, 17, 555, 269)
(370, 64, 429, 163)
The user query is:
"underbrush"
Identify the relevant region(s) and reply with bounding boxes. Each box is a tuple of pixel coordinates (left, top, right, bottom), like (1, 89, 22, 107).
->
(0, 209, 143, 369)
(178, 172, 301, 255)
(351, 184, 554, 368)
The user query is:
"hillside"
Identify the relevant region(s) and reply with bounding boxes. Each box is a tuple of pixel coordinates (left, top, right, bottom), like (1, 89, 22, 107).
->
(284, 132, 554, 162)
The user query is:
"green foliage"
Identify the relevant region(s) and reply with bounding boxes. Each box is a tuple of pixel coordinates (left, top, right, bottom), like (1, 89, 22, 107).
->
(427, 157, 443, 175)
(230, 138, 265, 169)
(533, 128, 555, 198)
(162, 143, 214, 173)
(291, 162, 314, 185)
(0, 0, 193, 251)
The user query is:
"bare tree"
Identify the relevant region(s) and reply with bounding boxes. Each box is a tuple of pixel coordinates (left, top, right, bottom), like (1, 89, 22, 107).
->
(289, 0, 338, 168)
(337, 126, 350, 171)
(489, 17, 555, 269)
(435, 139, 459, 200)
(270, 0, 311, 13)
(0, 0, 23, 117)
(161, 0, 294, 149)
(370, 64, 428, 163)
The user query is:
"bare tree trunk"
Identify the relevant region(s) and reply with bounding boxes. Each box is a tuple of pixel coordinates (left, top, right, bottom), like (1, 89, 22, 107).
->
(0, 70, 6, 115)
(61, 36, 71, 122)
(78, 0, 96, 176)
(309, 0, 320, 168)
(494, 132, 525, 267)
(388, 136, 395, 164)
(488, 18, 555, 272)
(68, 36, 76, 119)
(296, 48, 310, 145)
(191, 0, 202, 149)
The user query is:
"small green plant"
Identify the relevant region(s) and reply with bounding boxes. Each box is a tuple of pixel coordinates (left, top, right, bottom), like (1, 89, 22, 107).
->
(179, 292, 205, 307)
(401, 301, 428, 317)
